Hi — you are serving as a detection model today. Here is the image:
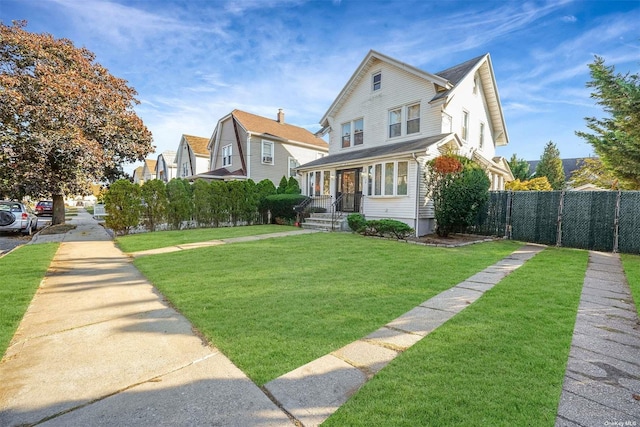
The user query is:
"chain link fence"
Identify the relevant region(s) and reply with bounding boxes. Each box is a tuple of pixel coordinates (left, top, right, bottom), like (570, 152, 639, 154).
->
(469, 191, 640, 254)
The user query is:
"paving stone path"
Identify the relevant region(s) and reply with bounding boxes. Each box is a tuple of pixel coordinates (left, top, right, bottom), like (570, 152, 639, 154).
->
(556, 251, 640, 427)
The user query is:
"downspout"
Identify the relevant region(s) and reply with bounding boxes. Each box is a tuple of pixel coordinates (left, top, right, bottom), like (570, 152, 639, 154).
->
(412, 152, 420, 238)
(246, 132, 251, 179)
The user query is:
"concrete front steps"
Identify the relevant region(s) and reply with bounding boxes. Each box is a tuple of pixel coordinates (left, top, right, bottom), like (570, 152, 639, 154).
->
(301, 212, 348, 232)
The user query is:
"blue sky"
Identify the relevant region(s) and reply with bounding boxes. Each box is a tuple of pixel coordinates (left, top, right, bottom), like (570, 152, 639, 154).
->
(2, 0, 639, 173)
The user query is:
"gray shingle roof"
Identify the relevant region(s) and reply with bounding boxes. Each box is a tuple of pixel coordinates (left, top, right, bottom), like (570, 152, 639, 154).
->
(297, 134, 453, 169)
(527, 158, 590, 181)
(431, 54, 486, 101)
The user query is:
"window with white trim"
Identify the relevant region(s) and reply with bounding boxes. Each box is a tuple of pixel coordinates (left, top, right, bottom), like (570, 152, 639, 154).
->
(372, 72, 381, 91)
(182, 162, 189, 177)
(222, 144, 232, 167)
(479, 122, 485, 149)
(354, 118, 363, 145)
(341, 122, 351, 148)
(389, 108, 401, 138)
(342, 118, 364, 148)
(461, 110, 469, 141)
(407, 104, 420, 134)
(288, 157, 299, 177)
(261, 140, 274, 164)
(307, 171, 331, 196)
(367, 161, 409, 196)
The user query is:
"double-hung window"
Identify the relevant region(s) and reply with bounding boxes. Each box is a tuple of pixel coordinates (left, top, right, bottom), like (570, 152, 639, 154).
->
(462, 110, 469, 142)
(288, 157, 299, 177)
(342, 119, 364, 148)
(341, 123, 351, 148)
(389, 109, 401, 138)
(367, 161, 409, 196)
(372, 72, 381, 91)
(354, 118, 364, 145)
(407, 104, 420, 134)
(222, 144, 232, 167)
(262, 140, 274, 164)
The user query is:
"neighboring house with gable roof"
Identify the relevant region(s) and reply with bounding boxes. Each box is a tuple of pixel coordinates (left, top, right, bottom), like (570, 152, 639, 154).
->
(142, 159, 157, 182)
(175, 134, 211, 179)
(199, 109, 328, 186)
(155, 150, 177, 182)
(297, 50, 513, 235)
(132, 165, 144, 185)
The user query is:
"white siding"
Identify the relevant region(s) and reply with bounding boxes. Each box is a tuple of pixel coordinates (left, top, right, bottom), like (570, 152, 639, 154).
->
(442, 68, 497, 160)
(327, 58, 440, 155)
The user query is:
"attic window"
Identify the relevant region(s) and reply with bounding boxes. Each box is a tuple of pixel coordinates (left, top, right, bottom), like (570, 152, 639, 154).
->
(372, 72, 381, 91)
(473, 75, 480, 95)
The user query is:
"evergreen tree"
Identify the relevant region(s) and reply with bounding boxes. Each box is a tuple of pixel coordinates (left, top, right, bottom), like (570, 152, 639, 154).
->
(576, 56, 640, 189)
(507, 154, 531, 181)
(535, 141, 565, 190)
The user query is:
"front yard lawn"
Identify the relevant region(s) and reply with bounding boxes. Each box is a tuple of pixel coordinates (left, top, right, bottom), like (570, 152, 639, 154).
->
(325, 247, 587, 426)
(133, 233, 521, 385)
(0, 243, 59, 357)
(117, 224, 297, 253)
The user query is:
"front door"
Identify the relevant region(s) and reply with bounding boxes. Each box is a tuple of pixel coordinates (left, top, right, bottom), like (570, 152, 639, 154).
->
(337, 168, 361, 212)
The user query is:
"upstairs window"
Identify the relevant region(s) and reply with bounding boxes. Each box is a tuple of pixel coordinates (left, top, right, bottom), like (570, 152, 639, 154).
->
(222, 144, 232, 167)
(407, 104, 420, 134)
(389, 108, 401, 138)
(342, 123, 351, 148)
(261, 140, 274, 164)
(479, 122, 485, 149)
(354, 118, 364, 145)
(372, 72, 381, 91)
(288, 157, 299, 177)
(462, 110, 469, 141)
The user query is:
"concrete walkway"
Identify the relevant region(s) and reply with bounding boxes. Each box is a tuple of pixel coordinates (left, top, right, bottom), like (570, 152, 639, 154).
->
(1, 211, 291, 426)
(556, 251, 640, 426)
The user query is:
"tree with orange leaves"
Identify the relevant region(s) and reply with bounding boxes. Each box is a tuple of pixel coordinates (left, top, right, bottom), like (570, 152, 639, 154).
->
(0, 21, 153, 224)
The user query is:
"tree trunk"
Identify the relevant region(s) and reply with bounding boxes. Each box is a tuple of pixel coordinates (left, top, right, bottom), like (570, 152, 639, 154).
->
(52, 194, 66, 225)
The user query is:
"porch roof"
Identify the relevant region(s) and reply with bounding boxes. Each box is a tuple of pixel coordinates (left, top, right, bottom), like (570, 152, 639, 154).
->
(297, 133, 454, 170)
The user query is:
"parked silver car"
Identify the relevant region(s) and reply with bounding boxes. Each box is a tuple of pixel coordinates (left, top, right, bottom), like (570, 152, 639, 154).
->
(0, 201, 38, 235)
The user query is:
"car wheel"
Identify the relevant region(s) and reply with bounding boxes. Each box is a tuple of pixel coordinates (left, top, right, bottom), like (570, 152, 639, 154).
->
(23, 221, 33, 236)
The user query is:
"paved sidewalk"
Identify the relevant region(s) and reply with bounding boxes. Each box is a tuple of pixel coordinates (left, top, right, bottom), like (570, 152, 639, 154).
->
(556, 251, 640, 427)
(0, 211, 291, 426)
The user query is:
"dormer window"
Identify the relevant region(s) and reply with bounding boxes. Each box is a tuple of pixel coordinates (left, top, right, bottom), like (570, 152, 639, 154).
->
(372, 72, 381, 91)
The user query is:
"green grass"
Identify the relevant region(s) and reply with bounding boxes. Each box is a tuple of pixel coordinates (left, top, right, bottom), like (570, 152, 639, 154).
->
(324, 247, 587, 426)
(117, 224, 297, 253)
(0, 243, 59, 357)
(84, 205, 94, 215)
(134, 233, 521, 385)
(622, 253, 640, 317)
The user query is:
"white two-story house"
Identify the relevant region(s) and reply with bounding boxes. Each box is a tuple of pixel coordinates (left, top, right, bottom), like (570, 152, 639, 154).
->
(202, 109, 328, 187)
(297, 50, 513, 236)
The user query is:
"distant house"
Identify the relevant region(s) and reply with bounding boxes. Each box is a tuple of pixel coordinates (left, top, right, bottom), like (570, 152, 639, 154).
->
(142, 159, 157, 182)
(297, 50, 513, 235)
(175, 134, 211, 179)
(155, 150, 177, 182)
(527, 157, 593, 189)
(132, 166, 144, 184)
(198, 109, 328, 186)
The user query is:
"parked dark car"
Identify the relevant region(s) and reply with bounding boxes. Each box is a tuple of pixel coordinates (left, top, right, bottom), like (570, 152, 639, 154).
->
(0, 201, 38, 235)
(35, 200, 54, 216)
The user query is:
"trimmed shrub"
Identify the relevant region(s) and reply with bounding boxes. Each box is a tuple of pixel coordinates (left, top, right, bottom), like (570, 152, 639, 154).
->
(166, 178, 193, 229)
(264, 194, 307, 222)
(140, 179, 167, 232)
(347, 213, 367, 232)
(104, 179, 141, 235)
(358, 218, 414, 239)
